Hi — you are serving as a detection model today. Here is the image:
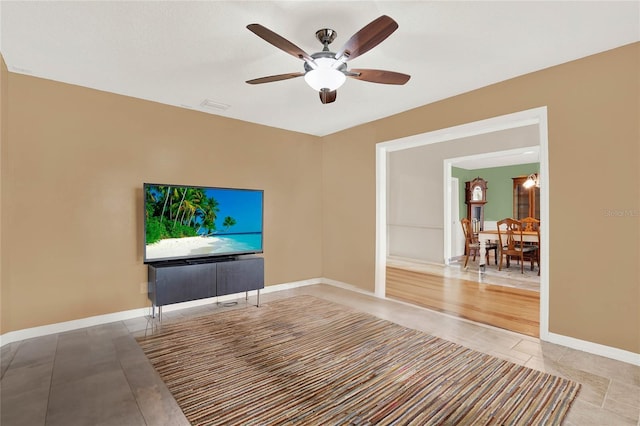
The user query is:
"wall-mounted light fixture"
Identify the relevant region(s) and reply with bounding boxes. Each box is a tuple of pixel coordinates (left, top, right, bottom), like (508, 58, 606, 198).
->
(523, 173, 540, 189)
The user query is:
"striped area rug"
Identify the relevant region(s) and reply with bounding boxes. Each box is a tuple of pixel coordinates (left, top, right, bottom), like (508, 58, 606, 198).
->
(136, 296, 580, 425)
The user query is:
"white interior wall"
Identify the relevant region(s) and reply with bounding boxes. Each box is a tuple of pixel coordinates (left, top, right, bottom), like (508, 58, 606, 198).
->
(387, 125, 539, 263)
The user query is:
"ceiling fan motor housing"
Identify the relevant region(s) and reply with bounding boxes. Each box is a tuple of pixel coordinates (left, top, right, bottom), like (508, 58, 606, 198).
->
(315, 29, 338, 47)
(303, 51, 348, 73)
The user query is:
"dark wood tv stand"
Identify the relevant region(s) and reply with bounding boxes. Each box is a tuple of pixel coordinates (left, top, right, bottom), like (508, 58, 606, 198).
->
(147, 256, 264, 320)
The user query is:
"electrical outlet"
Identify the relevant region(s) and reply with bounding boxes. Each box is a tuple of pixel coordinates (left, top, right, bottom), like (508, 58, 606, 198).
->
(140, 282, 147, 294)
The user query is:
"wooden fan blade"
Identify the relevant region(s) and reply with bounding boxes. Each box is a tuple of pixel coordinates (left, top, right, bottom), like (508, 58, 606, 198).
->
(247, 24, 314, 63)
(319, 89, 337, 104)
(246, 72, 305, 84)
(335, 15, 398, 62)
(349, 69, 411, 85)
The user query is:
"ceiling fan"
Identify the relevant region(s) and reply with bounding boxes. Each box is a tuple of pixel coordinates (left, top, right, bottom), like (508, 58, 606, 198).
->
(246, 15, 411, 104)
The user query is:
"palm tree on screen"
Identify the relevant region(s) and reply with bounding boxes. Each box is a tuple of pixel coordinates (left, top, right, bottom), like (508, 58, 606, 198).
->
(198, 197, 219, 235)
(222, 216, 237, 232)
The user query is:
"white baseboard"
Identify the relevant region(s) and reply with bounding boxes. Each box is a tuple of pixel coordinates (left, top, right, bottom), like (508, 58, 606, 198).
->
(322, 278, 376, 296)
(0, 307, 149, 347)
(260, 278, 324, 292)
(544, 332, 640, 367)
(0, 278, 323, 347)
(2, 278, 638, 368)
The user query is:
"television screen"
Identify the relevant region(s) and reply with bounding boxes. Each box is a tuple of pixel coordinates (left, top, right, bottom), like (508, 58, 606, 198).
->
(144, 183, 263, 263)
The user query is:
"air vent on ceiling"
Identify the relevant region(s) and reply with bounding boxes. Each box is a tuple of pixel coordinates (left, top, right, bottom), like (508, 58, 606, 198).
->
(200, 99, 230, 111)
(10, 66, 32, 74)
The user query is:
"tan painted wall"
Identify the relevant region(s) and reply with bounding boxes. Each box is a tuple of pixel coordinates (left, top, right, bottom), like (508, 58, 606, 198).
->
(2, 44, 638, 355)
(322, 43, 639, 354)
(2, 73, 322, 332)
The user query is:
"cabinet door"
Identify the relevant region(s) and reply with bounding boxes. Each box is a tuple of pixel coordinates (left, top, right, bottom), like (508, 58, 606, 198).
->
(513, 177, 540, 220)
(217, 258, 264, 296)
(154, 263, 216, 305)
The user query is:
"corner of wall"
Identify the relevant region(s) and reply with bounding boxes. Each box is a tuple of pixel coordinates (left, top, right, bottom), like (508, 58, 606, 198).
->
(1, 54, 9, 334)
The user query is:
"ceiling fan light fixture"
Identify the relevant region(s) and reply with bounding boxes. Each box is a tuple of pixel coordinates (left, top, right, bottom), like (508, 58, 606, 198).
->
(304, 57, 346, 91)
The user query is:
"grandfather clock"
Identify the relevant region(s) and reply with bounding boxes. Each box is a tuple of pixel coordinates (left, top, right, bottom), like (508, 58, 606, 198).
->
(465, 177, 488, 233)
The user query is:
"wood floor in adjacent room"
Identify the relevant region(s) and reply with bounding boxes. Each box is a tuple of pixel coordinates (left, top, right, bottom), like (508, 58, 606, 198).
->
(385, 265, 540, 337)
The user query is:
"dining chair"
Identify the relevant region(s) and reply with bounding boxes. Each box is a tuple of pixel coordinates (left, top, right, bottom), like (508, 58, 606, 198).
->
(521, 217, 541, 275)
(461, 218, 498, 269)
(521, 216, 540, 232)
(496, 218, 538, 274)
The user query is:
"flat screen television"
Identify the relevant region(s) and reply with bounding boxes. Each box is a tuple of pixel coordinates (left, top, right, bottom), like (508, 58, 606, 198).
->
(144, 183, 263, 263)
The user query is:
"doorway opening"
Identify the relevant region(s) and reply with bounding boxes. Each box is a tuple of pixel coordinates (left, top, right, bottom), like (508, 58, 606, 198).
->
(442, 146, 541, 291)
(375, 107, 550, 338)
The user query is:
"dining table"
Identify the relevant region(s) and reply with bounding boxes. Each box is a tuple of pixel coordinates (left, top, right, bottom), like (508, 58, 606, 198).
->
(476, 229, 540, 269)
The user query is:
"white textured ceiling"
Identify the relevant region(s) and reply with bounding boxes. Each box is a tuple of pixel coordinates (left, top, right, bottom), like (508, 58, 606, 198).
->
(1, 1, 638, 136)
(454, 148, 539, 170)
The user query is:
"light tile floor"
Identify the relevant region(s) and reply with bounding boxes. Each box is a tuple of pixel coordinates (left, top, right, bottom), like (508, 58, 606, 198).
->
(1, 284, 638, 425)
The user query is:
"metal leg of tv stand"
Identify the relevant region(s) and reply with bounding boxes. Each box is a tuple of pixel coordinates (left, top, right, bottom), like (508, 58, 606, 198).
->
(151, 304, 163, 323)
(246, 289, 261, 307)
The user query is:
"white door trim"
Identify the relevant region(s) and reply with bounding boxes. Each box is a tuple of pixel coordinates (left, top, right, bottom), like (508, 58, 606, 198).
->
(375, 106, 550, 338)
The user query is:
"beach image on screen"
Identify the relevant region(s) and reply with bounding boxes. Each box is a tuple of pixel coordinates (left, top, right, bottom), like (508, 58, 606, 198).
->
(144, 184, 263, 261)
